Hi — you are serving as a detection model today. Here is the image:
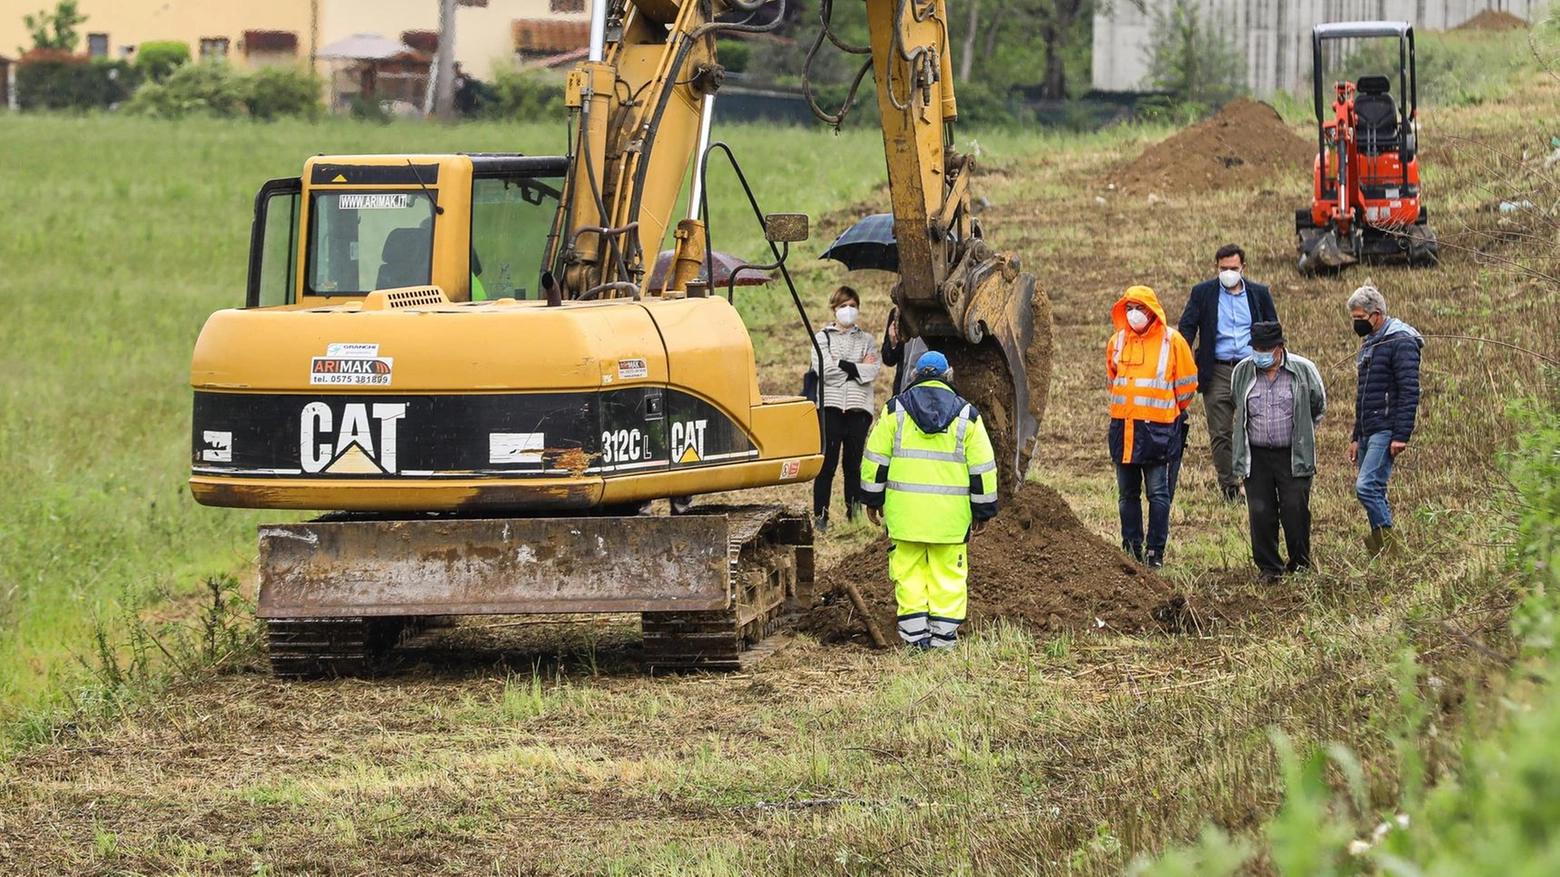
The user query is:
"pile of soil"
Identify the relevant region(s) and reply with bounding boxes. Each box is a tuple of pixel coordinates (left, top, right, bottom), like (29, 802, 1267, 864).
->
(1108, 97, 1314, 195)
(799, 483, 1272, 646)
(1455, 10, 1527, 31)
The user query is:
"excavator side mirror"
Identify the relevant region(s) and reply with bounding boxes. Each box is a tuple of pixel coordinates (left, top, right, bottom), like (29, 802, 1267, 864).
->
(764, 213, 809, 243)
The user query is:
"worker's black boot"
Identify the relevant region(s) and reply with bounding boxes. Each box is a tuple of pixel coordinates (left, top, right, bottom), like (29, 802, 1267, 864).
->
(1123, 541, 1143, 563)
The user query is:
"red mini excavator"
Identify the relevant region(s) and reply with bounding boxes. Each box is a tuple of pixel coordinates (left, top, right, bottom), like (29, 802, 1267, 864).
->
(1297, 21, 1438, 274)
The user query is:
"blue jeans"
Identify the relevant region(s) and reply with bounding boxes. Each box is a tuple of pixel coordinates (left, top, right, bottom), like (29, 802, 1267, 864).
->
(1355, 430, 1397, 529)
(1117, 462, 1171, 555)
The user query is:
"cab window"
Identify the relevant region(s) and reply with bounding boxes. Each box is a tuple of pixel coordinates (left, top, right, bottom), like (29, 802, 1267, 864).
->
(470, 176, 561, 300)
(307, 191, 436, 295)
(247, 177, 301, 308)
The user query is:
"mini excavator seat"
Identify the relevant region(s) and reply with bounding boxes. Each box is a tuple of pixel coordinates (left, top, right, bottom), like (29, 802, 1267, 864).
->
(1354, 75, 1399, 156)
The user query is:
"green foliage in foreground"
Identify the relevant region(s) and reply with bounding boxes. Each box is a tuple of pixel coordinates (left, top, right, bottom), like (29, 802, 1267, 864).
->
(1136, 387, 1560, 876)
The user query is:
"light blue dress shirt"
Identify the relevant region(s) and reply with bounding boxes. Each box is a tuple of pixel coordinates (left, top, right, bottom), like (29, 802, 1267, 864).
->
(1214, 282, 1253, 362)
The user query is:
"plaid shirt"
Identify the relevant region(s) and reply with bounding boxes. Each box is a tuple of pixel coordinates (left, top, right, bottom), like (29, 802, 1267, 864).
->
(1246, 367, 1295, 448)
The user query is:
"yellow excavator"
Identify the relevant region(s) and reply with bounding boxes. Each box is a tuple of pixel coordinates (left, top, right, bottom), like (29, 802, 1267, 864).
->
(190, 0, 1052, 674)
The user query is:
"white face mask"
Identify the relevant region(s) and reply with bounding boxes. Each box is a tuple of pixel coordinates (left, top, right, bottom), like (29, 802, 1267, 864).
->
(835, 305, 858, 326)
(1218, 268, 1242, 289)
(1126, 308, 1151, 331)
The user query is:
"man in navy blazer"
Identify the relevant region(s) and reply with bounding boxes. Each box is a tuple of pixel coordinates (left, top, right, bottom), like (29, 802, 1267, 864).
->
(1176, 244, 1279, 501)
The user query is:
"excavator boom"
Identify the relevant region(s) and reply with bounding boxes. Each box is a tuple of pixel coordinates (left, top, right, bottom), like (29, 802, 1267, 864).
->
(859, 0, 1052, 487)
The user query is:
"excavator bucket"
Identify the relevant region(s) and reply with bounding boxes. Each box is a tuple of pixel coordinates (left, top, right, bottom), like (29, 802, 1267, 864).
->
(1297, 227, 1356, 275)
(940, 270, 1053, 496)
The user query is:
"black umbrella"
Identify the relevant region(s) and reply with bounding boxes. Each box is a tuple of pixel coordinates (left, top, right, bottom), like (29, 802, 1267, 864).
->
(646, 249, 773, 292)
(820, 213, 898, 272)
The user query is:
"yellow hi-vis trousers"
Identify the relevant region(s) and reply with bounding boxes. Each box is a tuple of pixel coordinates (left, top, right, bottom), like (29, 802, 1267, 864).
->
(889, 540, 968, 649)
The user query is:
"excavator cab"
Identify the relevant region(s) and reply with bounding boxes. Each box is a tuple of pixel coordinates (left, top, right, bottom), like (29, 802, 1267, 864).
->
(1297, 21, 1438, 274)
(245, 155, 568, 308)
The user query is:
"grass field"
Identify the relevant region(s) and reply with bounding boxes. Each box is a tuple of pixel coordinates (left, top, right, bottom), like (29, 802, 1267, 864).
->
(1, 26, 1558, 873)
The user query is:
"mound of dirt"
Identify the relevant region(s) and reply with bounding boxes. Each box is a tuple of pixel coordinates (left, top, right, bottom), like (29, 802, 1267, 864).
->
(1455, 10, 1527, 30)
(1109, 97, 1314, 195)
(799, 483, 1271, 646)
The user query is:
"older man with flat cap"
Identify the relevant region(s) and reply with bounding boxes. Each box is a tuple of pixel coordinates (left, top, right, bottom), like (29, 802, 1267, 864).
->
(1231, 321, 1327, 581)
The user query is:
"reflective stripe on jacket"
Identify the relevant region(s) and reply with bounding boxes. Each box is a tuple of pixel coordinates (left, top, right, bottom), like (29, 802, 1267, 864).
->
(1106, 286, 1198, 465)
(859, 380, 998, 544)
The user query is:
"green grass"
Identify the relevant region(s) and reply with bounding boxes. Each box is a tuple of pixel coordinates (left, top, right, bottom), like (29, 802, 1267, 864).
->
(1, 58, 1556, 872)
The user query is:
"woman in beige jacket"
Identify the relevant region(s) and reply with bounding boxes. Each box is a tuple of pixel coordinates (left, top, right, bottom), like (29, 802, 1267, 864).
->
(811, 286, 881, 530)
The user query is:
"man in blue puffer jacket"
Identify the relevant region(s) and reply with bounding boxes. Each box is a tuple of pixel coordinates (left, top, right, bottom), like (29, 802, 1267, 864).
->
(1346, 284, 1423, 557)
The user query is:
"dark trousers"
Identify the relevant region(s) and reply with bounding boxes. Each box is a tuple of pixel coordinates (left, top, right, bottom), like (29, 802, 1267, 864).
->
(1201, 362, 1238, 491)
(814, 407, 872, 517)
(1116, 462, 1171, 555)
(1245, 445, 1313, 575)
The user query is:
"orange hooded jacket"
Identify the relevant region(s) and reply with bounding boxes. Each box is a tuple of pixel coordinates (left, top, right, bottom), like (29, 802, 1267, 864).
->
(1107, 285, 1198, 465)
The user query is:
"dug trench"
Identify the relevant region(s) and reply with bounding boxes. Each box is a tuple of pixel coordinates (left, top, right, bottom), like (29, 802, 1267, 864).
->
(800, 481, 1291, 647)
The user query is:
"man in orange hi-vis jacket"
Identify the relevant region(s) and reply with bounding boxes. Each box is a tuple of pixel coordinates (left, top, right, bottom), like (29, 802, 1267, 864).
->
(1108, 285, 1199, 570)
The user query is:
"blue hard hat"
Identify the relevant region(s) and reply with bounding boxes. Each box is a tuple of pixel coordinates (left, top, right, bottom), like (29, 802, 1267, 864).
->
(914, 350, 949, 377)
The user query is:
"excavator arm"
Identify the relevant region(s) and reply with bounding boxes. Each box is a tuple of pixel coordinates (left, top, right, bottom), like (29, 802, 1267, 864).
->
(558, 0, 1052, 486)
(860, 0, 1052, 487)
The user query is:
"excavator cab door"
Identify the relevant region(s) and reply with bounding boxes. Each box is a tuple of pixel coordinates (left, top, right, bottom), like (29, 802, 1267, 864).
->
(246, 177, 302, 308)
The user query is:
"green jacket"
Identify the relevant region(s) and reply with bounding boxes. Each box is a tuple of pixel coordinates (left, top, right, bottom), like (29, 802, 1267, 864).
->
(1231, 351, 1327, 479)
(860, 380, 998, 544)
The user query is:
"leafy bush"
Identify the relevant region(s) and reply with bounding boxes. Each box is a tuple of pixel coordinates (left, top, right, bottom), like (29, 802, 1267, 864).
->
(348, 93, 392, 124)
(488, 69, 567, 122)
(21, 0, 86, 53)
(15, 55, 139, 110)
(125, 60, 245, 118)
(716, 38, 752, 73)
(950, 79, 1028, 128)
(245, 65, 323, 120)
(1141, 0, 1247, 112)
(134, 40, 190, 83)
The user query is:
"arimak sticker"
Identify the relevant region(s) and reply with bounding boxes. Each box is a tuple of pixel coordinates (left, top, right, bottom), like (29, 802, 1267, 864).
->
(327, 342, 379, 357)
(311, 356, 393, 385)
(779, 458, 801, 480)
(202, 430, 232, 463)
(617, 358, 649, 380)
(339, 193, 411, 210)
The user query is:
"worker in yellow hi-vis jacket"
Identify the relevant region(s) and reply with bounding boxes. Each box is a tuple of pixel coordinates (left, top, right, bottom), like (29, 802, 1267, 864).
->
(860, 351, 999, 650)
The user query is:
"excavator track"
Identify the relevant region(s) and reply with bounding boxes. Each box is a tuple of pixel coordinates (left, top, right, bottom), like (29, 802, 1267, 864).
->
(256, 507, 811, 677)
(641, 505, 812, 672)
(265, 616, 427, 678)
